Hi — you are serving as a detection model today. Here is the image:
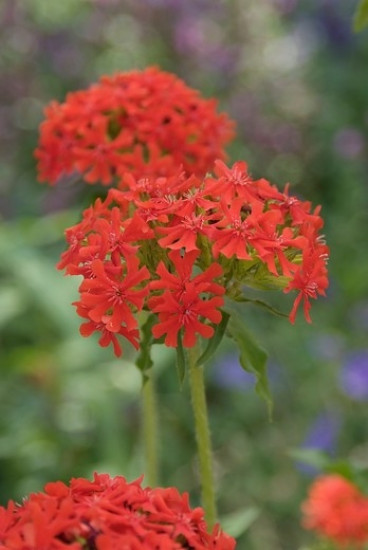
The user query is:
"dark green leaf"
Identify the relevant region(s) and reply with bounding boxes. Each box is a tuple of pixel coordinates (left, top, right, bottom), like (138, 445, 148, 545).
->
(136, 314, 156, 376)
(176, 331, 187, 386)
(227, 314, 272, 417)
(354, 0, 368, 31)
(196, 310, 230, 366)
(233, 296, 288, 318)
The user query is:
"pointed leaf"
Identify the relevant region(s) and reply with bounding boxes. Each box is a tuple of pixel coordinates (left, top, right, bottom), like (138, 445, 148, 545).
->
(176, 331, 187, 385)
(220, 506, 259, 538)
(288, 448, 331, 471)
(354, 0, 368, 31)
(136, 314, 156, 376)
(227, 314, 272, 416)
(196, 310, 230, 366)
(233, 296, 288, 318)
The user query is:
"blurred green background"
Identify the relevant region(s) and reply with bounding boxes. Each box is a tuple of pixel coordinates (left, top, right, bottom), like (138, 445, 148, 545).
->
(1, 1, 368, 549)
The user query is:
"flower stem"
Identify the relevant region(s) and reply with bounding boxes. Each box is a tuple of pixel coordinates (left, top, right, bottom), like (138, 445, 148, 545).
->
(141, 372, 159, 487)
(187, 342, 217, 530)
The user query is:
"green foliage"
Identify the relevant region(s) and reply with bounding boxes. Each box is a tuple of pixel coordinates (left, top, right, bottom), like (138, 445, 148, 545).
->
(196, 311, 231, 366)
(176, 331, 187, 386)
(226, 313, 272, 417)
(220, 506, 260, 539)
(354, 0, 368, 31)
(136, 314, 157, 377)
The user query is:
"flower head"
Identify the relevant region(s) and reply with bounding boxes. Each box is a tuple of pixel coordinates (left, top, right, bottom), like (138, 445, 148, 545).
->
(35, 67, 235, 186)
(0, 473, 236, 549)
(58, 159, 328, 356)
(302, 474, 368, 547)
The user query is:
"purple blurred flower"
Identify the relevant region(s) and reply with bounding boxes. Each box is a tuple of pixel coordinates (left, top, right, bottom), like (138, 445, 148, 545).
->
(202, 45, 239, 77)
(40, 35, 85, 78)
(340, 350, 368, 400)
(135, 0, 210, 11)
(211, 354, 283, 392)
(302, 412, 340, 454)
(317, 1, 353, 49)
(333, 128, 365, 159)
(212, 354, 255, 391)
(297, 411, 341, 475)
(174, 17, 208, 56)
(270, 123, 302, 154)
(309, 332, 344, 361)
(272, 0, 297, 14)
(350, 301, 368, 330)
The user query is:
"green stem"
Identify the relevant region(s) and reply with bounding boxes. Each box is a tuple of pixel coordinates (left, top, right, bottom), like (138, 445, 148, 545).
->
(187, 342, 217, 529)
(141, 372, 159, 487)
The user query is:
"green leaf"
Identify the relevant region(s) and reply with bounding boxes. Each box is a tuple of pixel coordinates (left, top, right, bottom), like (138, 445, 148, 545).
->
(196, 310, 230, 366)
(227, 314, 272, 417)
(233, 296, 288, 318)
(354, 0, 368, 31)
(176, 331, 187, 386)
(220, 506, 259, 538)
(288, 448, 331, 471)
(136, 314, 156, 376)
(288, 449, 367, 487)
(0, 286, 25, 327)
(326, 460, 355, 480)
(0, 223, 79, 336)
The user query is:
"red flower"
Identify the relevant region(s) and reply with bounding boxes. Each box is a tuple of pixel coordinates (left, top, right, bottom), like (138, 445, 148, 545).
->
(302, 474, 368, 547)
(35, 67, 235, 186)
(208, 159, 284, 203)
(57, 158, 329, 355)
(75, 301, 140, 358)
(157, 211, 215, 252)
(284, 245, 329, 324)
(0, 473, 236, 549)
(149, 250, 224, 347)
(78, 257, 149, 333)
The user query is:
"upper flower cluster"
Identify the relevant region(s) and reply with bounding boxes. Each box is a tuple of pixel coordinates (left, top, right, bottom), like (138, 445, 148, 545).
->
(35, 66, 235, 185)
(58, 159, 329, 357)
(0, 473, 235, 549)
(302, 474, 368, 547)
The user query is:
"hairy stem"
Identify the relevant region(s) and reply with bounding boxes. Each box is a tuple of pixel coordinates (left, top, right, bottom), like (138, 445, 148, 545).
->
(187, 342, 217, 529)
(141, 372, 159, 487)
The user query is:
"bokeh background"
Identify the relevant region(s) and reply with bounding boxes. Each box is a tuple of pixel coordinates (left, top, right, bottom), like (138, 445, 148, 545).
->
(1, 0, 368, 548)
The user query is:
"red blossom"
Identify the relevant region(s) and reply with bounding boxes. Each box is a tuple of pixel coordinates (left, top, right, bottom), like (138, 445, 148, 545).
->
(57, 156, 328, 355)
(0, 474, 236, 550)
(157, 212, 214, 252)
(35, 67, 235, 186)
(78, 257, 149, 333)
(284, 245, 329, 324)
(149, 250, 224, 348)
(74, 300, 140, 358)
(302, 475, 368, 547)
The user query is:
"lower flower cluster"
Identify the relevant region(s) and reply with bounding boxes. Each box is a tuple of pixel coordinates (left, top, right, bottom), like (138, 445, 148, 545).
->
(0, 473, 235, 550)
(302, 474, 368, 547)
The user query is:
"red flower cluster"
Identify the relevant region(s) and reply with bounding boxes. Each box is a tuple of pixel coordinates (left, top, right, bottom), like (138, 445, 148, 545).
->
(302, 474, 368, 547)
(35, 67, 234, 185)
(58, 159, 328, 357)
(0, 473, 236, 550)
